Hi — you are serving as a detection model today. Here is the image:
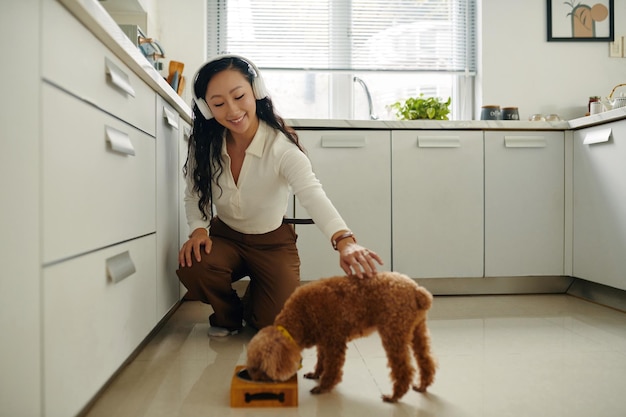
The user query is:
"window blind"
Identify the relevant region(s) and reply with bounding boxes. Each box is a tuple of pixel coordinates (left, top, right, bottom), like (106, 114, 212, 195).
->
(213, 0, 476, 74)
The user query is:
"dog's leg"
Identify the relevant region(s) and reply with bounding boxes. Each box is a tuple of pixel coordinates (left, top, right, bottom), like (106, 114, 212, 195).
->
(309, 342, 346, 395)
(304, 347, 324, 380)
(378, 327, 414, 402)
(411, 319, 436, 393)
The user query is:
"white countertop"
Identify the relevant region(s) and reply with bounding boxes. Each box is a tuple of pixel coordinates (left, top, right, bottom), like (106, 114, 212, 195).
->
(567, 106, 626, 129)
(287, 118, 570, 130)
(289, 107, 626, 130)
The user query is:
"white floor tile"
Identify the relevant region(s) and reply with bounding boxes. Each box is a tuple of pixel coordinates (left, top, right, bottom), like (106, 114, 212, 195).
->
(84, 295, 626, 417)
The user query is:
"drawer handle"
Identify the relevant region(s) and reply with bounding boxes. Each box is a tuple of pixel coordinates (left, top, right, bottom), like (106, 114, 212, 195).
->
(583, 128, 612, 145)
(321, 136, 366, 148)
(504, 136, 546, 148)
(105, 57, 136, 97)
(106, 251, 136, 283)
(105, 126, 136, 156)
(163, 106, 179, 129)
(417, 135, 460, 148)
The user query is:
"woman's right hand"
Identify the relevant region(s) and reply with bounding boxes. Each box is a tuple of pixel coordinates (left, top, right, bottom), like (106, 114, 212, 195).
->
(179, 228, 212, 268)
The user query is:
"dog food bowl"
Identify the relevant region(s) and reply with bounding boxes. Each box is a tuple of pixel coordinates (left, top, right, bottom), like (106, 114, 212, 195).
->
(230, 365, 298, 407)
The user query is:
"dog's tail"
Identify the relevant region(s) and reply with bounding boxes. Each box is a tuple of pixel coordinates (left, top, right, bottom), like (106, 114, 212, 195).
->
(414, 286, 433, 310)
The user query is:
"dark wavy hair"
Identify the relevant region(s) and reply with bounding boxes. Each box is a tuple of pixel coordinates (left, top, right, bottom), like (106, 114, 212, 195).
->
(183, 56, 304, 220)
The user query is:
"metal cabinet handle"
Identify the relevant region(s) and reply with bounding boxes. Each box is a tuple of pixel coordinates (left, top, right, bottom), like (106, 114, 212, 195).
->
(583, 128, 612, 145)
(321, 136, 366, 148)
(417, 135, 460, 148)
(106, 251, 136, 283)
(504, 136, 546, 148)
(105, 126, 135, 156)
(105, 57, 136, 97)
(163, 106, 179, 129)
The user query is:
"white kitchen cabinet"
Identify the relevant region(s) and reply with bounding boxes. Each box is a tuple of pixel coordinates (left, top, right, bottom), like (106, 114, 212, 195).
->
(294, 130, 392, 280)
(484, 131, 565, 276)
(392, 130, 484, 278)
(156, 96, 181, 317)
(41, 83, 156, 264)
(43, 235, 156, 417)
(573, 120, 626, 290)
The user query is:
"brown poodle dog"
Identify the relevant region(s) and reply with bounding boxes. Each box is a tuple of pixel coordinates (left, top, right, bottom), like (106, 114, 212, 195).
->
(245, 271, 436, 402)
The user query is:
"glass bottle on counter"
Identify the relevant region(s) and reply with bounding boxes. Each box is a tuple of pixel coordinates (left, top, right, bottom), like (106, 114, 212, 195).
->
(588, 96, 600, 114)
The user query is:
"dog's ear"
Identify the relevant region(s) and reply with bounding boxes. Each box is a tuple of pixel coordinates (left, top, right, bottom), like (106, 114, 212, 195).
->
(415, 286, 433, 310)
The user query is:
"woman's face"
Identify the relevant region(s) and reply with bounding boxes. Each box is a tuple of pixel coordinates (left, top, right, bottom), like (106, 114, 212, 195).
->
(205, 68, 259, 141)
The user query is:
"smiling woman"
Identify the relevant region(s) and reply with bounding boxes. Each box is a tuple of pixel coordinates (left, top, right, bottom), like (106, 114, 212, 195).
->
(207, 0, 477, 120)
(178, 54, 383, 337)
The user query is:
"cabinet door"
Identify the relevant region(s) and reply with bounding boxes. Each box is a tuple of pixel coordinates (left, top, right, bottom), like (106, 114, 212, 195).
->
(156, 97, 180, 317)
(392, 130, 484, 278)
(43, 235, 156, 417)
(484, 131, 564, 276)
(294, 130, 391, 280)
(573, 121, 626, 290)
(42, 83, 156, 264)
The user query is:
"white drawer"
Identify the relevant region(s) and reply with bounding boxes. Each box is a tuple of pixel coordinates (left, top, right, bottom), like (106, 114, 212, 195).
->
(42, 83, 156, 264)
(42, 0, 156, 135)
(43, 234, 157, 417)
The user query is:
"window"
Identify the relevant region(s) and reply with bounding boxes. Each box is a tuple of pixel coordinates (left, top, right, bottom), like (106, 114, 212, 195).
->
(208, 0, 476, 120)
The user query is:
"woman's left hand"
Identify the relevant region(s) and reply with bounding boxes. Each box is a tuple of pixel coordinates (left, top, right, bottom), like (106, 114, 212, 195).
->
(338, 242, 383, 278)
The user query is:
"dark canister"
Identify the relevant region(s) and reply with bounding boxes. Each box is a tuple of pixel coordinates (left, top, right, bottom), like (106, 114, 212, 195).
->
(501, 107, 519, 120)
(480, 105, 501, 120)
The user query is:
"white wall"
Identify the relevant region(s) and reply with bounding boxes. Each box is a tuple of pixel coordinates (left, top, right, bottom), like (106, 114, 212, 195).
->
(153, 0, 626, 121)
(149, 0, 207, 108)
(479, 0, 626, 120)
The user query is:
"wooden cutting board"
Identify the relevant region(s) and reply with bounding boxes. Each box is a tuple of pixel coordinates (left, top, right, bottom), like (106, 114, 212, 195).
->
(230, 365, 298, 407)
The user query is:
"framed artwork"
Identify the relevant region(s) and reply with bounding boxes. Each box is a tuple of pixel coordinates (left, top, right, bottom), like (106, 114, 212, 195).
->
(547, 0, 614, 42)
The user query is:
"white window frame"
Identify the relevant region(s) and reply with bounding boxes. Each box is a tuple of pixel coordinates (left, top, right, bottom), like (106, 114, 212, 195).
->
(207, 0, 476, 120)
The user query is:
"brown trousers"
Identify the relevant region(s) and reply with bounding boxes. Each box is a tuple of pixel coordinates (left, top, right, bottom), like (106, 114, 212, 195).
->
(176, 218, 300, 330)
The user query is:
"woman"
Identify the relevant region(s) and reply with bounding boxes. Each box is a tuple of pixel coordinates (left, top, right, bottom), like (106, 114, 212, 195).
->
(177, 54, 383, 337)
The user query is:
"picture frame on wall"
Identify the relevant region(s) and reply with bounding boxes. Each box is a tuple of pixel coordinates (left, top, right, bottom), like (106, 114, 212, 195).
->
(547, 0, 614, 42)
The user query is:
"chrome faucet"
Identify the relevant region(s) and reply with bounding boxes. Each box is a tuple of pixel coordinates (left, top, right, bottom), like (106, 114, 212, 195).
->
(353, 76, 378, 120)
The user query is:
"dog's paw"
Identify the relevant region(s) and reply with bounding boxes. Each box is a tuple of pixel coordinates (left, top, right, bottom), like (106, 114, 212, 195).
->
(381, 394, 399, 403)
(310, 386, 329, 395)
(304, 372, 320, 380)
(412, 384, 428, 393)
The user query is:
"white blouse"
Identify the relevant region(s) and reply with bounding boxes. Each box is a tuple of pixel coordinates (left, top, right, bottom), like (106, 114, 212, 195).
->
(184, 121, 348, 240)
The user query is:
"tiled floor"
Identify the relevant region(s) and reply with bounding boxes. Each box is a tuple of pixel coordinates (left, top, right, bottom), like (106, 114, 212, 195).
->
(84, 294, 626, 417)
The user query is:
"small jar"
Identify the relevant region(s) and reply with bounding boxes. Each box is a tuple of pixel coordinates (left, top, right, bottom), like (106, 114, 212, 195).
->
(588, 96, 600, 113)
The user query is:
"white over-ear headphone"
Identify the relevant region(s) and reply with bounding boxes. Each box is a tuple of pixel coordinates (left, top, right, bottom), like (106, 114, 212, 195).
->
(191, 54, 269, 120)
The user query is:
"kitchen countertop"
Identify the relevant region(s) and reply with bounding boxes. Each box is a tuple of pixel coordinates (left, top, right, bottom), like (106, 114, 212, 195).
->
(289, 107, 626, 131)
(567, 106, 626, 129)
(287, 118, 570, 130)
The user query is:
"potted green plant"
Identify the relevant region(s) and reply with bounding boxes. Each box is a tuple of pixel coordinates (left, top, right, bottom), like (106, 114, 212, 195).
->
(388, 94, 451, 120)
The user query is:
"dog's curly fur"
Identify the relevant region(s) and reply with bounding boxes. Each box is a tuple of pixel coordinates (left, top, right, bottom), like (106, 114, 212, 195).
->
(245, 271, 436, 402)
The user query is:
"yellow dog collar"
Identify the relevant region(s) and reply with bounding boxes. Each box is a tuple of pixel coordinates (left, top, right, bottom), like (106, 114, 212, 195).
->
(276, 325, 302, 370)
